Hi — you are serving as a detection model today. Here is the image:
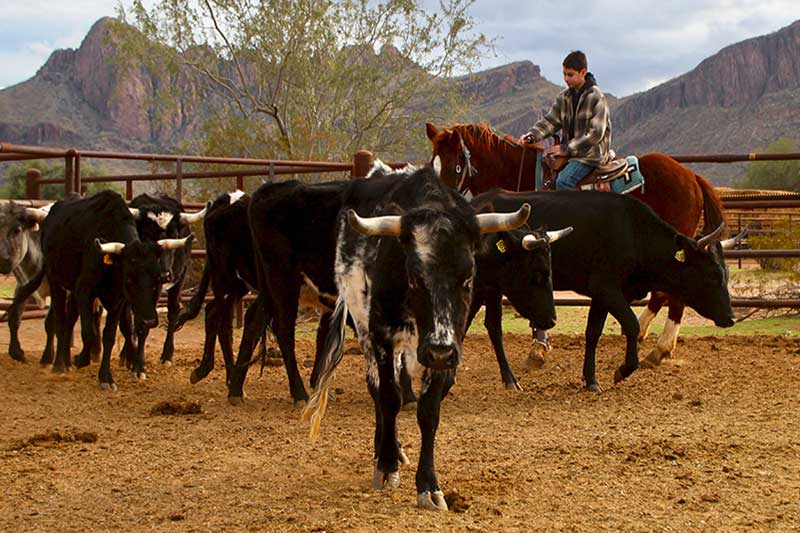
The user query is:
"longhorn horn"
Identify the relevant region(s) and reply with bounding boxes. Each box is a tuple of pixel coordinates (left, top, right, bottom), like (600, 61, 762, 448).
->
(347, 210, 402, 237)
(720, 227, 747, 250)
(96, 239, 125, 255)
(697, 222, 725, 251)
(229, 190, 246, 204)
(476, 204, 531, 234)
(545, 226, 574, 243)
(158, 235, 193, 250)
(521, 234, 547, 250)
(25, 207, 49, 222)
(180, 205, 207, 224)
(129, 207, 141, 218)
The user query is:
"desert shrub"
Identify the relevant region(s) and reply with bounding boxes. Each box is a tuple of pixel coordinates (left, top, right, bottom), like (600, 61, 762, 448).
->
(749, 219, 800, 276)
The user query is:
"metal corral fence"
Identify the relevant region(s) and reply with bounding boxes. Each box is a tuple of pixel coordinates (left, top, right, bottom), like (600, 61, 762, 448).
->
(1, 142, 799, 323)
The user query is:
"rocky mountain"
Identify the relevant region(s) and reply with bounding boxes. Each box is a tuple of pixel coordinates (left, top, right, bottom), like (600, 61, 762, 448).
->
(1, 17, 799, 185)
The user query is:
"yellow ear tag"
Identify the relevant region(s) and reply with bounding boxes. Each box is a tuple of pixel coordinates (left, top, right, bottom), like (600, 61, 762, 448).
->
(674, 249, 686, 262)
(103, 254, 114, 265)
(496, 239, 507, 253)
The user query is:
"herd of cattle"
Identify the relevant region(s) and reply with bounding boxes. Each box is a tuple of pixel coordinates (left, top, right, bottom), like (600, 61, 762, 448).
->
(0, 158, 740, 510)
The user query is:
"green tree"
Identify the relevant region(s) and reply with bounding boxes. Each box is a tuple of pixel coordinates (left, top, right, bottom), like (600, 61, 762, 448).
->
(113, 0, 491, 166)
(735, 138, 800, 192)
(0, 160, 114, 200)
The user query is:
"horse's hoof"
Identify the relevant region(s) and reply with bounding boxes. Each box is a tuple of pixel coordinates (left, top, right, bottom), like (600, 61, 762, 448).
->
(504, 380, 524, 392)
(640, 350, 662, 369)
(526, 351, 546, 370)
(372, 466, 401, 490)
(228, 396, 244, 406)
(401, 401, 417, 412)
(99, 382, 118, 392)
(418, 490, 448, 511)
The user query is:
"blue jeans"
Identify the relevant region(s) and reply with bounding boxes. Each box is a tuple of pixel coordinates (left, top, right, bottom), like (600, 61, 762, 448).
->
(556, 160, 594, 190)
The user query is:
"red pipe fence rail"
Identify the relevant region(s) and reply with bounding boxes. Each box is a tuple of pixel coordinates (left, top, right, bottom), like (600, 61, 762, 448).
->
(2, 142, 800, 323)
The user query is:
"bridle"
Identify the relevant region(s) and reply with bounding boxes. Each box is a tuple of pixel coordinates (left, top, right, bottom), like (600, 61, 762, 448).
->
(455, 137, 476, 194)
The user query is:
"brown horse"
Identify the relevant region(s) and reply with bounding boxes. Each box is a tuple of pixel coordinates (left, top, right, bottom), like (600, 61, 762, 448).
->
(426, 121, 729, 369)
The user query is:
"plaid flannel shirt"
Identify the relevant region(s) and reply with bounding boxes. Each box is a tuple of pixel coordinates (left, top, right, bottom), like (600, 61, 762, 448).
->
(526, 84, 612, 167)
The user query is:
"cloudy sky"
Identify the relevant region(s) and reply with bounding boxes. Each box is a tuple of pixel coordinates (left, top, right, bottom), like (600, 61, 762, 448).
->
(1, 0, 798, 96)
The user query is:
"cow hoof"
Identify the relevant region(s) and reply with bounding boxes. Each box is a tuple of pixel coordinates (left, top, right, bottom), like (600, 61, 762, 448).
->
(161, 360, 173, 367)
(401, 401, 417, 412)
(372, 466, 401, 490)
(293, 399, 307, 409)
(99, 382, 118, 392)
(131, 371, 147, 381)
(418, 490, 448, 511)
(74, 354, 91, 368)
(640, 350, 662, 369)
(228, 396, 244, 406)
(9, 349, 26, 363)
(189, 370, 205, 384)
(585, 383, 603, 393)
(613, 367, 627, 384)
(504, 381, 524, 392)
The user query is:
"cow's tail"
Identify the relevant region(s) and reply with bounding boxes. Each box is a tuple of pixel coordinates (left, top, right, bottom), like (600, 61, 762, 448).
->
(696, 172, 728, 236)
(6, 265, 46, 322)
(301, 294, 349, 444)
(174, 260, 210, 331)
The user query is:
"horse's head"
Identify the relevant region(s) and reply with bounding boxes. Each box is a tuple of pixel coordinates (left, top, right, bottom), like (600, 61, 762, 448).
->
(426, 123, 467, 190)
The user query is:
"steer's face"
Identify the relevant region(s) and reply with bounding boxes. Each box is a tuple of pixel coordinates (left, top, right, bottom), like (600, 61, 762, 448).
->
(135, 208, 182, 282)
(0, 204, 37, 274)
(478, 229, 557, 331)
(119, 241, 164, 328)
(671, 234, 735, 328)
(401, 208, 479, 370)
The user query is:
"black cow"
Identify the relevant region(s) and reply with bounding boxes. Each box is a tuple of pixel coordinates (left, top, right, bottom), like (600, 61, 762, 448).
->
(469, 224, 573, 390)
(173, 190, 262, 384)
(21, 191, 190, 388)
(2, 202, 50, 362)
(303, 163, 531, 511)
(117, 193, 204, 376)
(471, 189, 736, 391)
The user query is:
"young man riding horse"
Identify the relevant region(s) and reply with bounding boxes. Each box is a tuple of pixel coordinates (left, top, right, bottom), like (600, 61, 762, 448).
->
(517, 50, 612, 190)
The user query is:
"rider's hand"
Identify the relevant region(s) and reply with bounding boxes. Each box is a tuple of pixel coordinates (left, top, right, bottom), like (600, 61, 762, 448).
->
(518, 133, 535, 144)
(545, 144, 562, 156)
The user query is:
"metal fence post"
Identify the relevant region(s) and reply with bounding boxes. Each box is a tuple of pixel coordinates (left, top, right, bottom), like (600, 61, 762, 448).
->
(25, 168, 41, 199)
(65, 150, 76, 195)
(74, 154, 82, 195)
(352, 150, 373, 179)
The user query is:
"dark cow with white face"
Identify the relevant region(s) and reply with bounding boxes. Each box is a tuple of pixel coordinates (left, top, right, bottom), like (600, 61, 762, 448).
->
(304, 162, 532, 511)
(16, 191, 190, 388)
(117, 193, 204, 377)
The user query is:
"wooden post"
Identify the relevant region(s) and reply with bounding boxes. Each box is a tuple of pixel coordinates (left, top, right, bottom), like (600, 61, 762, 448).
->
(25, 168, 41, 199)
(269, 162, 275, 182)
(738, 213, 742, 269)
(64, 151, 75, 195)
(74, 155, 82, 195)
(352, 150, 373, 179)
(236, 174, 244, 191)
(176, 159, 183, 202)
(126, 179, 133, 201)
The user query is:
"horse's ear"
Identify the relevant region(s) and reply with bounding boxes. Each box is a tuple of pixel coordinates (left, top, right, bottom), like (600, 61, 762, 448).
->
(426, 123, 440, 141)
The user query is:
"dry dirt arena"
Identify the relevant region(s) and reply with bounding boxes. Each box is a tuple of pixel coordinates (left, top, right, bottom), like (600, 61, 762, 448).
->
(1, 317, 799, 532)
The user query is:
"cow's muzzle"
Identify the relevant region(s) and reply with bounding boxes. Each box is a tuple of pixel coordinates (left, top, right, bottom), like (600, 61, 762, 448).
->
(715, 314, 735, 328)
(159, 271, 173, 283)
(419, 343, 460, 370)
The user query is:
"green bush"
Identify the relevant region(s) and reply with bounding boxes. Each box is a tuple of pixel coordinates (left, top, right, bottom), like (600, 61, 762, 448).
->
(749, 219, 800, 275)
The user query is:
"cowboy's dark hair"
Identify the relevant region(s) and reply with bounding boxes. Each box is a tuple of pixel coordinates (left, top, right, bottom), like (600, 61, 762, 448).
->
(562, 50, 587, 71)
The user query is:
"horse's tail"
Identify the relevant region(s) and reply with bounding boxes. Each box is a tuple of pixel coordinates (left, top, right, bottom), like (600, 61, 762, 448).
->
(301, 293, 349, 444)
(173, 259, 210, 331)
(695, 173, 728, 236)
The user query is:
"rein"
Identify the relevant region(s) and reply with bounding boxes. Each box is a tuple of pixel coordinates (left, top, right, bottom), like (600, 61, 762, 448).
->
(516, 145, 526, 192)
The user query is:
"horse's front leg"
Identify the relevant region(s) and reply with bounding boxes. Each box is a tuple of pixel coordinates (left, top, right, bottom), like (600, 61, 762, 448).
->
(642, 297, 685, 368)
(416, 367, 455, 511)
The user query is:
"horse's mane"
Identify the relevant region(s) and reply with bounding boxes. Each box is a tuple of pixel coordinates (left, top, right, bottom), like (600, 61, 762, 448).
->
(446, 123, 541, 159)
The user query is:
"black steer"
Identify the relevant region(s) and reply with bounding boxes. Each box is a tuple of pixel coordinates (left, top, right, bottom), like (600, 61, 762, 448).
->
(34, 191, 189, 389)
(471, 189, 736, 391)
(304, 163, 531, 511)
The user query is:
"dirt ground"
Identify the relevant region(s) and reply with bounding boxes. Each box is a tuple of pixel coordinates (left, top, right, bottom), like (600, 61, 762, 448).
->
(1, 317, 799, 532)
